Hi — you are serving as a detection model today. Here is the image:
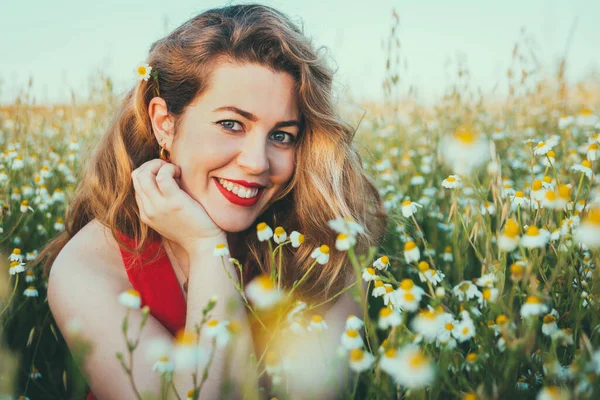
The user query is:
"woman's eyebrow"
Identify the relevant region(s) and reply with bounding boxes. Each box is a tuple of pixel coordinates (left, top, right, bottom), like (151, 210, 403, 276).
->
(213, 106, 301, 129)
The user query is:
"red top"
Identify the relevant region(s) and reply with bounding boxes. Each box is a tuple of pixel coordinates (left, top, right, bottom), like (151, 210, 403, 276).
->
(87, 232, 186, 400)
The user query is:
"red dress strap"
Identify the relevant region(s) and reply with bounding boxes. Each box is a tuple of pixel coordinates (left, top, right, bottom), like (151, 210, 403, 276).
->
(86, 231, 186, 400)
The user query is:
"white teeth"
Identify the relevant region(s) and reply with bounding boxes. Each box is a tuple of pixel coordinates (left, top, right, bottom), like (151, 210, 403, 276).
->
(217, 178, 260, 198)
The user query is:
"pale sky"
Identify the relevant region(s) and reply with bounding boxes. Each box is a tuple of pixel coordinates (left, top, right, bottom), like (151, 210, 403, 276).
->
(1, 0, 599, 105)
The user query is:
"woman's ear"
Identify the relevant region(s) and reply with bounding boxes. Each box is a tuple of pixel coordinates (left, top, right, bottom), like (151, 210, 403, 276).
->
(148, 97, 175, 149)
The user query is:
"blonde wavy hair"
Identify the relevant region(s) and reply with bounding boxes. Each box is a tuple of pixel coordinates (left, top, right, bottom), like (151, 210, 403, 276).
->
(37, 3, 388, 305)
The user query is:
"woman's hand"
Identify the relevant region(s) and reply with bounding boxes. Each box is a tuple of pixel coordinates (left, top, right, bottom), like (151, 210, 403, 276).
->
(131, 159, 224, 252)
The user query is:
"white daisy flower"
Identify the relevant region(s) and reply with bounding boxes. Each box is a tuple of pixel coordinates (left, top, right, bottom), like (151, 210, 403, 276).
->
(136, 62, 153, 81)
(386, 344, 436, 389)
(452, 281, 482, 303)
(520, 226, 550, 249)
(401, 199, 423, 218)
(335, 233, 355, 251)
(8, 248, 23, 263)
(308, 314, 328, 333)
(273, 226, 287, 244)
(310, 245, 330, 265)
(371, 281, 387, 297)
(23, 285, 39, 297)
(440, 125, 490, 174)
(588, 143, 600, 161)
(118, 289, 141, 309)
(25, 269, 36, 282)
(558, 115, 573, 129)
(511, 191, 531, 209)
(348, 348, 375, 373)
(213, 243, 230, 257)
(476, 272, 497, 288)
(152, 356, 175, 374)
(481, 287, 500, 304)
(11, 156, 24, 170)
(341, 329, 364, 350)
(256, 222, 273, 242)
(574, 208, 600, 249)
(498, 219, 520, 252)
(393, 279, 425, 312)
(245, 275, 283, 310)
(520, 296, 549, 318)
(411, 308, 440, 342)
(9, 261, 26, 275)
(442, 175, 462, 189)
(409, 174, 424, 185)
(541, 314, 558, 336)
(536, 385, 569, 400)
(327, 216, 365, 237)
(533, 141, 553, 156)
(372, 255, 390, 271)
(378, 306, 403, 330)
(345, 315, 364, 331)
(361, 267, 379, 282)
(453, 313, 476, 342)
(442, 246, 453, 262)
(403, 241, 420, 263)
(289, 231, 304, 247)
(172, 329, 208, 371)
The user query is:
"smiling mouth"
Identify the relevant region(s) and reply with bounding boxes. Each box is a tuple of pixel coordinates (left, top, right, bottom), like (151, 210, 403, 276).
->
(213, 177, 266, 207)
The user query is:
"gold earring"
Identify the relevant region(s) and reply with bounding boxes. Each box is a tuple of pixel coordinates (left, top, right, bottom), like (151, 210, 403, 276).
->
(159, 146, 170, 161)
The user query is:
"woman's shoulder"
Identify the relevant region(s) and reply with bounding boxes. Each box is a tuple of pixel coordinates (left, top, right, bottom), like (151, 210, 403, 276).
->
(48, 219, 130, 296)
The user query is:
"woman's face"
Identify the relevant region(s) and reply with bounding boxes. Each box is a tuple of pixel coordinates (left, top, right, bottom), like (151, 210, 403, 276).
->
(158, 62, 300, 232)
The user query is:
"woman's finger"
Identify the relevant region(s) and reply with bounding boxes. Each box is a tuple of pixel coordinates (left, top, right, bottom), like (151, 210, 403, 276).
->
(132, 171, 155, 219)
(155, 163, 182, 199)
(134, 159, 167, 204)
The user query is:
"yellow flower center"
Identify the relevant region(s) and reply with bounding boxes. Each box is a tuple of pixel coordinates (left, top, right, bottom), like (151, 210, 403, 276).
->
(586, 208, 600, 225)
(545, 191, 557, 201)
(466, 353, 477, 363)
(349, 348, 365, 362)
(445, 246, 452, 252)
(400, 279, 414, 290)
(525, 295, 541, 304)
(404, 292, 416, 302)
(558, 184, 570, 200)
(346, 329, 358, 338)
(404, 241, 416, 251)
(535, 141, 546, 149)
(590, 144, 599, 151)
(175, 329, 198, 345)
(137, 66, 147, 75)
(532, 180, 542, 190)
(215, 243, 226, 249)
(207, 319, 219, 327)
(256, 222, 268, 231)
(311, 315, 323, 323)
(547, 150, 555, 158)
(13, 248, 21, 255)
(510, 263, 524, 278)
(446, 176, 456, 182)
(525, 226, 540, 236)
(542, 175, 552, 183)
(454, 125, 476, 144)
(380, 307, 393, 317)
(483, 288, 492, 300)
(366, 267, 375, 275)
(503, 219, 520, 238)
(374, 281, 384, 288)
(515, 191, 524, 198)
(126, 289, 140, 297)
(582, 160, 592, 168)
(274, 226, 285, 236)
(337, 233, 349, 241)
(463, 393, 477, 400)
(402, 200, 412, 207)
(319, 244, 330, 254)
(385, 348, 397, 358)
(445, 322, 454, 331)
(496, 314, 508, 325)
(417, 261, 429, 272)
(408, 351, 427, 368)
(380, 256, 389, 264)
(580, 108, 593, 116)
(543, 314, 557, 324)
(257, 275, 275, 290)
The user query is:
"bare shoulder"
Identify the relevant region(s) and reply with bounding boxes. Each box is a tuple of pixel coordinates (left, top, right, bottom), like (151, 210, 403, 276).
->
(47, 219, 130, 334)
(50, 219, 127, 282)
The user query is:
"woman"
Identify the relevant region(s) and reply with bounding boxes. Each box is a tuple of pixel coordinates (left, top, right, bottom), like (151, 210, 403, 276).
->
(40, 3, 387, 399)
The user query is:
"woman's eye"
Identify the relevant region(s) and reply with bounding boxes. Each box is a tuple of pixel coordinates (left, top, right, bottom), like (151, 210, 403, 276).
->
(218, 120, 243, 132)
(270, 131, 295, 144)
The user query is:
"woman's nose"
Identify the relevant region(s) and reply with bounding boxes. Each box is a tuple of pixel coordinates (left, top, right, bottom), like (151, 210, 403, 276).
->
(236, 133, 270, 175)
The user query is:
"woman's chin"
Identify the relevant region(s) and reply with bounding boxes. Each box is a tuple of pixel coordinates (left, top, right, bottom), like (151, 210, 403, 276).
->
(211, 213, 254, 233)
